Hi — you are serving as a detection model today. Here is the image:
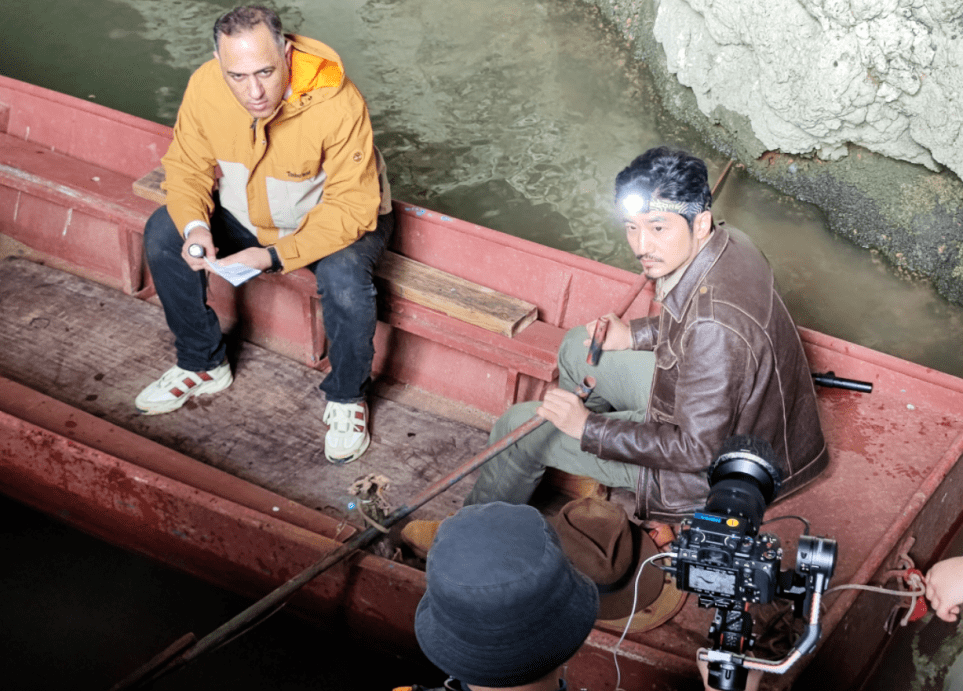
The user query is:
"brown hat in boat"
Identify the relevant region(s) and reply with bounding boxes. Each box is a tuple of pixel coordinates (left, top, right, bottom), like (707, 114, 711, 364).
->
(552, 496, 687, 633)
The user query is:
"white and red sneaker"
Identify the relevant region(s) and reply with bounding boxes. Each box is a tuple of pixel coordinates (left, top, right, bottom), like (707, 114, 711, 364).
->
(323, 401, 370, 464)
(134, 361, 233, 415)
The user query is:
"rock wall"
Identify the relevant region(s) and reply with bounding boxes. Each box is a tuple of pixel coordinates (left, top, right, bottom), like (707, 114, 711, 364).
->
(584, 0, 963, 305)
(655, 0, 963, 174)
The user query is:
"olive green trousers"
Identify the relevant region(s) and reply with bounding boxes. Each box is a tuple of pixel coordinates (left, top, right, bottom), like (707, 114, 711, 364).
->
(464, 327, 655, 506)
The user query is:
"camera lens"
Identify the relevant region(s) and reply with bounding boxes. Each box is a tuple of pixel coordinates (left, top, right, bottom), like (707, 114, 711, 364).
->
(704, 435, 783, 536)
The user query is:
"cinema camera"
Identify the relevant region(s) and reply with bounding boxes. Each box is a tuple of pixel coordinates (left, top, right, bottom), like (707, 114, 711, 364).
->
(666, 436, 838, 691)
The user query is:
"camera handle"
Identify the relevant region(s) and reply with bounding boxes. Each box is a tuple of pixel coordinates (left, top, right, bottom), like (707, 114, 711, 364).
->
(698, 569, 828, 678)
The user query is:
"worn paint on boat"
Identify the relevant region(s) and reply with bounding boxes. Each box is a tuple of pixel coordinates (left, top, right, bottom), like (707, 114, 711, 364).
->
(2, 74, 963, 690)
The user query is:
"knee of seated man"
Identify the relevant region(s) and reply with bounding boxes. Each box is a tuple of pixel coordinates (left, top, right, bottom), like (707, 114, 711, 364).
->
(143, 208, 184, 264)
(563, 324, 589, 348)
(558, 325, 590, 364)
(489, 400, 542, 442)
(314, 254, 377, 296)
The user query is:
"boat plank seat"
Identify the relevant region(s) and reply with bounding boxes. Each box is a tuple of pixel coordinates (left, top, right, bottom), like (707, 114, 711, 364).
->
(131, 167, 559, 405)
(0, 130, 158, 294)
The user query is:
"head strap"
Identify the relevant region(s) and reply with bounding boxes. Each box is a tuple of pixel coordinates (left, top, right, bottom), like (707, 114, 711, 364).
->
(621, 193, 704, 217)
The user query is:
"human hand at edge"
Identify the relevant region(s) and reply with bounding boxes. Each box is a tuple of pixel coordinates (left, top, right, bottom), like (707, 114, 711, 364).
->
(926, 555, 963, 622)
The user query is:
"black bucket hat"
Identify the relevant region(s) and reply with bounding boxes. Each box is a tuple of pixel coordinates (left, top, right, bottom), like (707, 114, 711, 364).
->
(414, 502, 599, 688)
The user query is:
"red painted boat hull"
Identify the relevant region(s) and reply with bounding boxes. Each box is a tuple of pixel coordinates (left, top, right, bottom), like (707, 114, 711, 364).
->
(2, 75, 963, 690)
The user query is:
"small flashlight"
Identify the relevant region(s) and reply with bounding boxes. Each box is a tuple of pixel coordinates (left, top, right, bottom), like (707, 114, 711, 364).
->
(188, 243, 205, 258)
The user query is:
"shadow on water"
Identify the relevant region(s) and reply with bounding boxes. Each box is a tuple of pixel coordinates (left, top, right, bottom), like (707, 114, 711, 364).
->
(2, 0, 963, 688)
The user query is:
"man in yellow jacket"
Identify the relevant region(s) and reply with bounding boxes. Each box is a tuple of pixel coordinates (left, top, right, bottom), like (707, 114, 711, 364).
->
(135, 5, 393, 464)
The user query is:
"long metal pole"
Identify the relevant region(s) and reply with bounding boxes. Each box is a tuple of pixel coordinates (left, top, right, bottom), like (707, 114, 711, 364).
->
(112, 161, 738, 690)
(110, 378, 595, 691)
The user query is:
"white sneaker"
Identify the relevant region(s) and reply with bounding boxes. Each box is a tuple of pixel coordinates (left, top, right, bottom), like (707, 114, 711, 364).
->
(135, 361, 233, 415)
(323, 401, 370, 464)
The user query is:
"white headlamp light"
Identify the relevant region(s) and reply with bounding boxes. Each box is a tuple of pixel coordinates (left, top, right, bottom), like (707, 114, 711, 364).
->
(621, 193, 647, 215)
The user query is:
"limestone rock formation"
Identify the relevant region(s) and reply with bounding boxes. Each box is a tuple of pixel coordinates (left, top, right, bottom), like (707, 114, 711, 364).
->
(652, 0, 963, 176)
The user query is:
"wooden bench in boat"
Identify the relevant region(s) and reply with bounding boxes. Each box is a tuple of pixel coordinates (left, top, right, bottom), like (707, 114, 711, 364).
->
(0, 123, 565, 415)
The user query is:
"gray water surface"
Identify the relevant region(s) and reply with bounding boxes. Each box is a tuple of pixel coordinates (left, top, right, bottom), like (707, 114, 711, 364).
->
(3, 0, 961, 377)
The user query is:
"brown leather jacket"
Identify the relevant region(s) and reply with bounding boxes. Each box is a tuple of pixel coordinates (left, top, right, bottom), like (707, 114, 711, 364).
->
(581, 223, 829, 521)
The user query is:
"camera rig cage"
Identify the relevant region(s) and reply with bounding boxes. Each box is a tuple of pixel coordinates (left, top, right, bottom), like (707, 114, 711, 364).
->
(664, 436, 838, 691)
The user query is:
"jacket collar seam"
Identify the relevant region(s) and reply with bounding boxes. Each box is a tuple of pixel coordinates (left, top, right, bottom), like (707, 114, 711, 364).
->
(661, 224, 729, 321)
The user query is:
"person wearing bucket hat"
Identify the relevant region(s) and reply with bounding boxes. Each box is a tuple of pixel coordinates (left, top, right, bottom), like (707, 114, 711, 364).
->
(411, 502, 599, 690)
(551, 496, 687, 633)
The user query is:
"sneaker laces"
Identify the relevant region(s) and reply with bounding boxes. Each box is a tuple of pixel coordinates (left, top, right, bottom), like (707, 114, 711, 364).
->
(324, 402, 366, 433)
(156, 365, 192, 389)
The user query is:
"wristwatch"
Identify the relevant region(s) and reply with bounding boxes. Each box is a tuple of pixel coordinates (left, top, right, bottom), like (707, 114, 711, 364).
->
(266, 246, 283, 273)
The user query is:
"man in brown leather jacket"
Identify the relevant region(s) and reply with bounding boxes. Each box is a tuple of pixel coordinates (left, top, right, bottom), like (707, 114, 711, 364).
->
(404, 147, 828, 549)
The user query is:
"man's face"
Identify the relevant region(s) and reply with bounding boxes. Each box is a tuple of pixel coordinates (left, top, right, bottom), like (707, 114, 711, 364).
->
(215, 23, 292, 119)
(624, 209, 712, 280)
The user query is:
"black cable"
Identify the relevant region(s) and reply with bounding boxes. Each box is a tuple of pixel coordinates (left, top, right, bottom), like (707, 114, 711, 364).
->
(761, 514, 811, 535)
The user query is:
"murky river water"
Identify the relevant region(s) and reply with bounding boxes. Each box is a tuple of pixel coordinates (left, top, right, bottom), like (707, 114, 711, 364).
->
(2, 0, 963, 688)
(5, 0, 963, 376)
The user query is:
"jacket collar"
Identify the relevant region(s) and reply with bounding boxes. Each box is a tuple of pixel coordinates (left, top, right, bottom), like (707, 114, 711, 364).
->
(659, 222, 730, 321)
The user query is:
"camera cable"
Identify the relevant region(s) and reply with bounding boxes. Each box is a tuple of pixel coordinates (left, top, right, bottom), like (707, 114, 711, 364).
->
(761, 514, 811, 535)
(610, 550, 677, 691)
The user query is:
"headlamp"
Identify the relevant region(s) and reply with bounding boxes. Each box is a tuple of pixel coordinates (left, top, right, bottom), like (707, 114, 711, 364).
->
(622, 193, 648, 215)
(619, 192, 704, 218)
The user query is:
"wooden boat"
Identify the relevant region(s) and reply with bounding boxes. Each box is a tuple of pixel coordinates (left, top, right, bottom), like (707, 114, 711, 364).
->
(2, 73, 963, 690)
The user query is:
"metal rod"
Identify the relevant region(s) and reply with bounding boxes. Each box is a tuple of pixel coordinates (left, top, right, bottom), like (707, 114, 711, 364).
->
(711, 159, 734, 199)
(108, 633, 196, 691)
(812, 371, 873, 394)
(111, 378, 596, 690)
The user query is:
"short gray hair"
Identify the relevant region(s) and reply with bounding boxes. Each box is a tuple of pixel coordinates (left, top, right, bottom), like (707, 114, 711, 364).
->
(213, 5, 284, 52)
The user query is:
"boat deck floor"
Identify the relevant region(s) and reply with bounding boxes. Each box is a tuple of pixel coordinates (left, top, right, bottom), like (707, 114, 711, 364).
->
(0, 255, 492, 552)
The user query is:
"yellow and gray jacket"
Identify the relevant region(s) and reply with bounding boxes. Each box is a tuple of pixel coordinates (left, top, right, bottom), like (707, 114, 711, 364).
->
(161, 34, 391, 273)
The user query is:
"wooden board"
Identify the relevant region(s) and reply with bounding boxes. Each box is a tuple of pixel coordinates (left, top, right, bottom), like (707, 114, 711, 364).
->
(374, 251, 537, 336)
(130, 166, 166, 205)
(132, 167, 538, 337)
